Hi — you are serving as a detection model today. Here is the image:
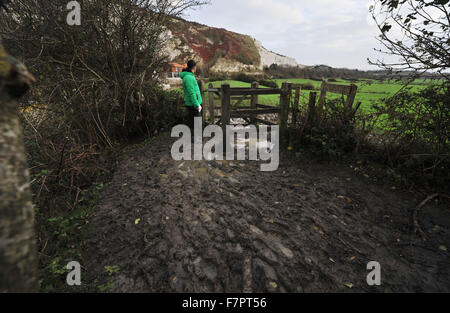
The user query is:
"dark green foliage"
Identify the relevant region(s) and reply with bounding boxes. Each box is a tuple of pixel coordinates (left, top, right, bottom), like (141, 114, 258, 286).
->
(208, 73, 228, 82)
(299, 83, 315, 90)
(299, 98, 358, 157)
(290, 81, 449, 190)
(259, 80, 278, 88)
(368, 82, 449, 185)
(232, 73, 259, 84)
(231, 72, 279, 88)
(232, 53, 253, 65)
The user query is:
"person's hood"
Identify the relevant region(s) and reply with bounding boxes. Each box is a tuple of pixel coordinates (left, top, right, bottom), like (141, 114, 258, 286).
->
(180, 71, 194, 79)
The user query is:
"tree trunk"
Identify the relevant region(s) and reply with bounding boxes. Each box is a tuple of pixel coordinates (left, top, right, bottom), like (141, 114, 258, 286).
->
(0, 45, 38, 293)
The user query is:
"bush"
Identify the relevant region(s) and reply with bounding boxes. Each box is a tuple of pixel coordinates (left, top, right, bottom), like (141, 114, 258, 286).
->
(232, 73, 259, 84)
(300, 83, 315, 90)
(259, 80, 278, 88)
(367, 82, 450, 185)
(208, 73, 229, 82)
(292, 95, 358, 161)
(231, 73, 279, 88)
(233, 53, 252, 65)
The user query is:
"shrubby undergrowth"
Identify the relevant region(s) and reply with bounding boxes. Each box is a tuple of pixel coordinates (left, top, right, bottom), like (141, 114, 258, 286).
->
(293, 82, 449, 191)
(0, 0, 202, 291)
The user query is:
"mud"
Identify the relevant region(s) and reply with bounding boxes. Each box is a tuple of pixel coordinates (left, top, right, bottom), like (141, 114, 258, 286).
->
(85, 136, 450, 292)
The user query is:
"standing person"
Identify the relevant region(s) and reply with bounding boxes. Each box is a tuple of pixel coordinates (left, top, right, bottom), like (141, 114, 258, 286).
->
(180, 60, 202, 142)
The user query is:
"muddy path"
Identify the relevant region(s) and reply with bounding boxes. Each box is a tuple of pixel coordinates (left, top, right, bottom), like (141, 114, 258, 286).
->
(85, 136, 450, 292)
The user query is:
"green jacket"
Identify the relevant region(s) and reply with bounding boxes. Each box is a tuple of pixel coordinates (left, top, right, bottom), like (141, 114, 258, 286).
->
(180, 71, 202, 108)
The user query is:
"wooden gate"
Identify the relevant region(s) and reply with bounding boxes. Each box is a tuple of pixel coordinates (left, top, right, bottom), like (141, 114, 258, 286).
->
(205, 82, 292, 137)
(202, 79, 361, 141)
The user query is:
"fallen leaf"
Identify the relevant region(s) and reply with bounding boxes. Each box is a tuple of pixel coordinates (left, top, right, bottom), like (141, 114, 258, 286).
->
(313, 225, 324, 235)
(196, 167, 207, 174)
(215, 169, 226, 178)
(288, 146, 293, 151)
(349, 256, 357, 261)
(329, 258, 336, 263)
(135, 218, 141, 225)
(269, 282, 278, 289)
(345, 283, 354, 289)
(439, 245, 447, 251)
(269, 218, 275, 224)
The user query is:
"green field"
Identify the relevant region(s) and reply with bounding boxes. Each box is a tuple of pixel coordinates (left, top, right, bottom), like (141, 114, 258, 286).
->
(210, 78, 430, 112)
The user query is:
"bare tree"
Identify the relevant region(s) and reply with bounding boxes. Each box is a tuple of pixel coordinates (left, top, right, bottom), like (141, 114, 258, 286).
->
(0, 0, 210, 146)
(0, 0, 209, 186)
(0, 0, 209, 292)
(369, 0, 450, 79)
(0, 0, 38, 292)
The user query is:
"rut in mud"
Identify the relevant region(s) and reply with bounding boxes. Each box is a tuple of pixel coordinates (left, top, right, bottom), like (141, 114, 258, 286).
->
(85, 136, 450, 292)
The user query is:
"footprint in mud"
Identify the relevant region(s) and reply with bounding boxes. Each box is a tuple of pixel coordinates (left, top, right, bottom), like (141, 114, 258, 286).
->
(85, 137, 450, 293)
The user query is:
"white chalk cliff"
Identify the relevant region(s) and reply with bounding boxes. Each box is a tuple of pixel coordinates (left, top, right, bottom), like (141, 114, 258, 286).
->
(254, 40, 301, 69)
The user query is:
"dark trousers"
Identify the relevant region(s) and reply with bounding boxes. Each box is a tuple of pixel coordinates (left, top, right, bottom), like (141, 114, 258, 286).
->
(186, 106, 200, 141)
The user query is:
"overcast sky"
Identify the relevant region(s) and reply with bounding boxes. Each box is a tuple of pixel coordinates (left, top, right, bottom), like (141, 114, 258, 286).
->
(185, 0, 386, 70)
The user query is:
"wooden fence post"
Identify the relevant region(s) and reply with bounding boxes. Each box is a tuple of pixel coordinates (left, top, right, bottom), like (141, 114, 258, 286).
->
(208, 83, 215, 124)
(221, 83, 231, 129)
(345, 84, 358, 121)
(317, 81, 328, 119)
(292, 86, 301, 126)
(307, 92, 317, 129)
(198, 80, 206, 120)
(280, 82, 292, 142)
(345, 84, 358, 109)
(250, 81, 259, 124)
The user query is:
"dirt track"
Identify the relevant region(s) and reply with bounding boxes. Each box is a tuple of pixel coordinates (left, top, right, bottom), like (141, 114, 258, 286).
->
(85, 136, 450, 292)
